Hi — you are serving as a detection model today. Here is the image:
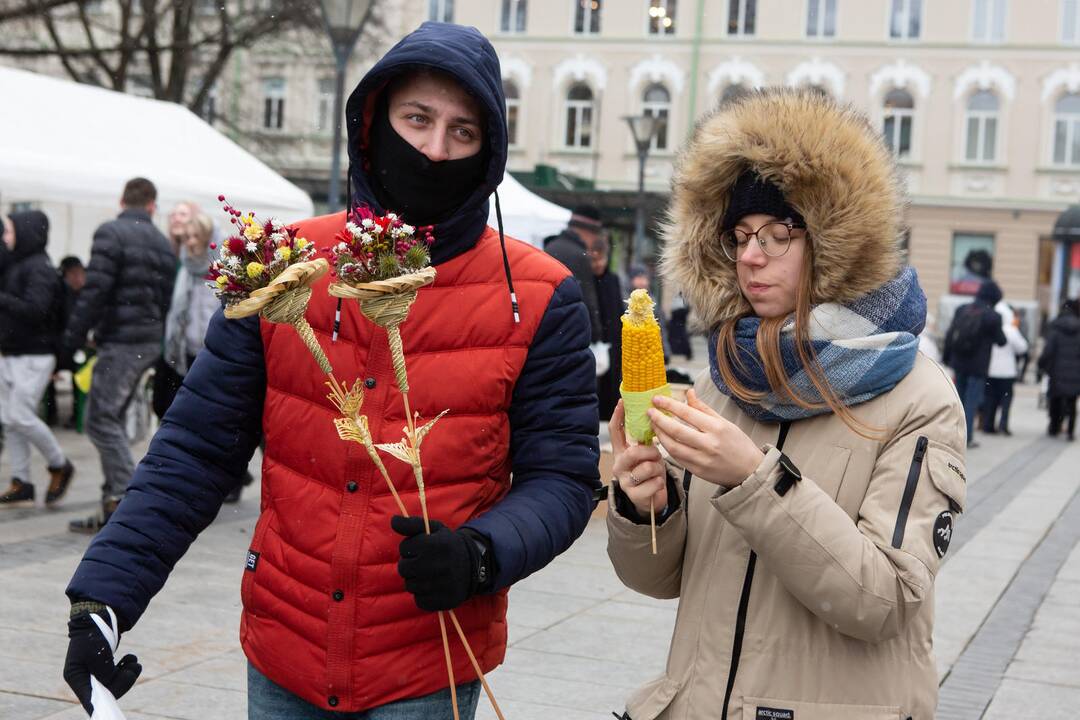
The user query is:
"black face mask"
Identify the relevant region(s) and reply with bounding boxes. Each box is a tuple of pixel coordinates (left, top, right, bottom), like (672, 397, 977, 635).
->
(367, 105, 488, 226)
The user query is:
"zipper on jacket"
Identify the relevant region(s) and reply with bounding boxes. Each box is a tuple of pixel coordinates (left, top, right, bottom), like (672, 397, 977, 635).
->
(719, 421, 790, 719)
(891, 435, 928, 549)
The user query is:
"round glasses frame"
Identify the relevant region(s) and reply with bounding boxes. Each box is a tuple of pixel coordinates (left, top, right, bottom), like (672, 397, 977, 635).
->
(719, 221, 807, 262)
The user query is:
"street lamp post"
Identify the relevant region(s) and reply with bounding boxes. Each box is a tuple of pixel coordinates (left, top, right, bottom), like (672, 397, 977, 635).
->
(318, 0, 375, 213)
(623, 114, 665, 272)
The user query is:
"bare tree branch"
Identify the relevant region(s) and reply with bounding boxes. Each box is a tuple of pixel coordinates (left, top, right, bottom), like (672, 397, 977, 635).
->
(0, 0, 78, 23)
(75, 0, 120, 88)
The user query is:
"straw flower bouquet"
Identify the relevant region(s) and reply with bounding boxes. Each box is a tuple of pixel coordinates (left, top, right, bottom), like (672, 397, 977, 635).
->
(326, 207, 504, 720)
(206, 197, 333, 376)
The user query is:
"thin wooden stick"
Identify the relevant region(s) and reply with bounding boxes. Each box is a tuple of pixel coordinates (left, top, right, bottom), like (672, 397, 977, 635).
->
(650, 498, 657, 555)
(438, 611, 460, 720)
(448, 610, 506, 720)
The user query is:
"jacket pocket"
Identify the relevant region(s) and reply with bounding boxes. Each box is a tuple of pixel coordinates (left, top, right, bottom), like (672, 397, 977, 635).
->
(925, 440, 966, 513)
(624, 672, 685, 720)
(741, 696, 901, 720)
(240, 508, 274, 613)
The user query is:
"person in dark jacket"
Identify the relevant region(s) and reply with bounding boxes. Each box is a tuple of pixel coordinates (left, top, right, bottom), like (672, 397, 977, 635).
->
(62, 23, 599, 720)
(545, 205, 604, 343)
(590, 233, 622, 420)
(0, 211, 75, 506)
(1039, 299, 1080, 440)
(942, 279, 1008, 448)
(62, 177, 176, 533)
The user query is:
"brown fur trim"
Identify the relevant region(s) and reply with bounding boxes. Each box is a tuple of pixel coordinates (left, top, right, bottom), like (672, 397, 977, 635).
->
(660, 88, 906, 330)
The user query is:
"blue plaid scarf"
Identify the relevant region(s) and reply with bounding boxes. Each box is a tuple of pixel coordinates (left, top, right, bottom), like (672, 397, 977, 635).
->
(708, 267, 927, 423)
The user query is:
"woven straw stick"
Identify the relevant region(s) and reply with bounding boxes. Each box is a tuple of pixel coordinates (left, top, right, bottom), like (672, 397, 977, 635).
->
(447, 612, 506, 720)
(438, 611, 460, 720)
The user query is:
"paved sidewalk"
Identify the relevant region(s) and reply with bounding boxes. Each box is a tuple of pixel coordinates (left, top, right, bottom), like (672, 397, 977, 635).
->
(2, 373, 1079, 719)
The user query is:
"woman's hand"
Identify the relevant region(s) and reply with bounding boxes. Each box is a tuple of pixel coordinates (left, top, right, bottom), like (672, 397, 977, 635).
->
(647, 390, 765, 488)
(610, 400, 668, 517)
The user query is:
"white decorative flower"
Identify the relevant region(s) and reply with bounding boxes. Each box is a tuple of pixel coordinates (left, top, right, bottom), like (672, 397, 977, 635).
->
(401, 224, 414, 235)
(246, 241, 258, 253)
(269, 232, 285, 244)
(360, 233, 373, 245)
(336, 242, 348, 252)
(226, 255, 241, 269)
(361, 218, 374, 228)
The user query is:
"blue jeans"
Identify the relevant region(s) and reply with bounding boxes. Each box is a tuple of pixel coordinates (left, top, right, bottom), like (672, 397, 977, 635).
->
(247, 663, 481, 720)
(955, 373, 987, 443)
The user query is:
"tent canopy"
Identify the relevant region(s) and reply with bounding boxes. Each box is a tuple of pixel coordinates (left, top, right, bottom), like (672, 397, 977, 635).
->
(487, 172, 570, 248)
(0, 66, 313, 259)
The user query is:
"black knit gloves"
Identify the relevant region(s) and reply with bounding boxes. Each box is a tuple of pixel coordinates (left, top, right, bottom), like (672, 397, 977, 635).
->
(392, 516, 493, 612)
(63, 605, 142, 715)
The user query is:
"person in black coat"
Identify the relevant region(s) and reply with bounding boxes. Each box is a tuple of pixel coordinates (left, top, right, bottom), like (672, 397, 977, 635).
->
(544, 206, 604, 343)
(1039, 299, 1080, 440)
(942, 279, 1007, 448)
(590, 233, 622, 421)
(0, 211, 75, 506)
(62, 178, 176, 533)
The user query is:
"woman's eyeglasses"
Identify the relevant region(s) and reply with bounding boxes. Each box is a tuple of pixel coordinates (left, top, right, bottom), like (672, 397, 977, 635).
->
(719, 220, 806, 262)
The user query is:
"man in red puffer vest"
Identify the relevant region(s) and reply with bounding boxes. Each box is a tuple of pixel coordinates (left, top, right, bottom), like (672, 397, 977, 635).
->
(63, 22, 600, 720)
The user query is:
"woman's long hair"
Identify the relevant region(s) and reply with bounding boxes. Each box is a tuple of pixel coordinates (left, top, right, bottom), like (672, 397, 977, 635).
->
(714, 236, 881, 438)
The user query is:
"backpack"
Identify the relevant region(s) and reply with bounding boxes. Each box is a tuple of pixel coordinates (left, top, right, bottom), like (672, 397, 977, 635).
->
(947, 304, 984, 357)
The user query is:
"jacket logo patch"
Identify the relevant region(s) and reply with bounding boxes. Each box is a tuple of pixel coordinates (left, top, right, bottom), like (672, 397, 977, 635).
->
(934, 511, 953, 558)
(245, 550, 260, 572)
(757, 707, 794, 720)
(948, 462, 966, 483)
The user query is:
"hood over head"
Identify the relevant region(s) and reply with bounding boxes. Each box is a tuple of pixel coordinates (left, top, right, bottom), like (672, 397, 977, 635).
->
(976, 279, 1003, 305)
(7, 210, 49, 260)
(344, 22, 506, 265)
(661, 88, 907, 330)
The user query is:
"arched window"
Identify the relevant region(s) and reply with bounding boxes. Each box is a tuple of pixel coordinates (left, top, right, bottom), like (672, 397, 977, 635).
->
(504, 80, 521, 147)
(883, 88, 914, 158)
(565, 83, 594, 148)
(964, 90, 999, 163)
(1053, 93, 1080, 166)
(721, 84, 750, 103)
(643, 83, 671, 151)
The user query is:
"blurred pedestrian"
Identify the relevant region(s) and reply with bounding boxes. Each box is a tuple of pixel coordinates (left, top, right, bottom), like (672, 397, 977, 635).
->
(942, 280, 1007, 448)
(44, 256, 89, 429)
(981, 301, 1028, 436)
(62, 177, 176, 532)
(590, 233, 622, 420)
(0, 210, 75, 506)
(165, 200, 199, 257)
(545, 205, 604, 343)
(667, 292, 693, 359)
(1038, 299, 1080, 441)
(607, 89, 963, 720)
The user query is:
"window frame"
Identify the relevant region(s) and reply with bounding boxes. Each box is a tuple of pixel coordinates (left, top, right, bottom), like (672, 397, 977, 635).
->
(573, 0, 602, 35)
(262, 77, 286, 132)
(1063, 0, 1080, 44)
(428, 0, 454, 22)
(647, 0, 677, 35)
(727, 0, 756, 37)
(314, 77, 335, 135)
(962, 90, 1000, 164)
(1052, 93, 1080, 167)
(882, 88, 915, 159)
(971, 0, 1007, 43)
(504, 80, 522, 148)
(563, 82, 595, 150)
(499, 0, 528, 34)
(888, 0, 922, 40)
(805, 0, 838, 39)
(642, 83, 672, 152)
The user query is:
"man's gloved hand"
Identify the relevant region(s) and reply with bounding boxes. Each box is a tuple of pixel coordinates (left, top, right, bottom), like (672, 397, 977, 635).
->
(63, 605, 142, 716)
(391, 516, 491, 612)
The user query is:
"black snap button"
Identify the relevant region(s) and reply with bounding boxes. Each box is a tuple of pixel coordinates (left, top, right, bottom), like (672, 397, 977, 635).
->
(328, 695, 339, 707)
(346, 481, 358, 493)
(365, 377, 376, 389)
(332, 590, 344, 602)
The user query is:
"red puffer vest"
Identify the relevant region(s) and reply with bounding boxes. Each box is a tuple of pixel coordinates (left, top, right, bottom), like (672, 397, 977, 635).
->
(240, 212, 571, 712)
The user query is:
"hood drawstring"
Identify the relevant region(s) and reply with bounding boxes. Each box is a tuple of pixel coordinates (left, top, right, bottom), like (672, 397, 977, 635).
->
(494, 190, 520, 324)
(332, 174, 353, 343)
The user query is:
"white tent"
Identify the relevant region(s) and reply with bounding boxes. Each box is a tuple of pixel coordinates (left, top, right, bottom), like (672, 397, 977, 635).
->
(487, 172, 570, 248)
(0, 66, 314, 261)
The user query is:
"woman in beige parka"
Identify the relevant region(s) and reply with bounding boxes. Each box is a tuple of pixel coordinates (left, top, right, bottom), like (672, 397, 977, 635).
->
(607, 89, 967, 720)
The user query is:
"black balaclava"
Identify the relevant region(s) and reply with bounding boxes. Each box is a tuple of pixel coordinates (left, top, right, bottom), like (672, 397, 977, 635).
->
(367, 96, 488, 227)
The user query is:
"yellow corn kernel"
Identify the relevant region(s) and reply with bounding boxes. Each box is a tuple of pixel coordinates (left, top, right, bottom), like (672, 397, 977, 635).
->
(621, 289, 667, 392)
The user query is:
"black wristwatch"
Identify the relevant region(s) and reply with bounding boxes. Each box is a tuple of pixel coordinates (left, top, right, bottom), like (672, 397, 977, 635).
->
(774, 452, 802, 497)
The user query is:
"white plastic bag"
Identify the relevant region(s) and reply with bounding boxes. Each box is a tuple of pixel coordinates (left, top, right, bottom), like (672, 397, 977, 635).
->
(590, 341, 611, 377)
(87, 609, 129, 720)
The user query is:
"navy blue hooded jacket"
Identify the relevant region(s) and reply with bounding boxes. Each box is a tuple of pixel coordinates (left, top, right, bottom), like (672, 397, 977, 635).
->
(67, 22, 600, 632)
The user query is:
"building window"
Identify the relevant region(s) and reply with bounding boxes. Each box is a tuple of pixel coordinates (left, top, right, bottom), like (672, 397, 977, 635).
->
(564, 83, 594, 149)
(196, 0, 218, 15)
(262, 77, 285, 131)
(1065, 0, 1080, 43)
(643, 84, 671, 151)
(728, 0, 756, 36)
(315, 77, 335, 134)
(964, 90, 999, 163)
(648, 0, 676, 34)
(504, 80, 521, 147)
(807, 0, 837, 37)
(883, 88, 914, 158)
(574, 0, 602, 34)
(1053, 93, 1080, 166)
(500, 0, 527, 33)
(951, 233, 995, 295)
(429, 0, 454, 22)
(722, 84, 751, 103)
(972, 0, 1006, 42)
(889, 0, 921, 39)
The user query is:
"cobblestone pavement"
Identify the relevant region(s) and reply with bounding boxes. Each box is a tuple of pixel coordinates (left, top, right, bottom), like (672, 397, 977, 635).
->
(2, 363, 1079, 719)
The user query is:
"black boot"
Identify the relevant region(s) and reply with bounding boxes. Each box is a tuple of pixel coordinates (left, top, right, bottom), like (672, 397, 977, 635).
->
(0, 478, 35, 505)
(69, 498, 119, 535)
(46, 461, 75, 504)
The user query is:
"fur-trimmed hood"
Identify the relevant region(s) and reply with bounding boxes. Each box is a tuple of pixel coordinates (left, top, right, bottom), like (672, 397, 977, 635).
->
(661, 88, 907, 330)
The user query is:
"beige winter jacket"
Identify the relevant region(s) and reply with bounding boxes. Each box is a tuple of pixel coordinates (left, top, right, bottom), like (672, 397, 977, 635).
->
(608, 89, 968, 720)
